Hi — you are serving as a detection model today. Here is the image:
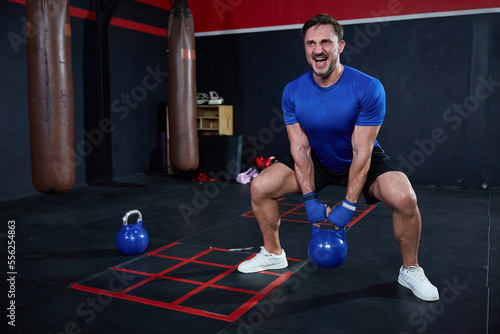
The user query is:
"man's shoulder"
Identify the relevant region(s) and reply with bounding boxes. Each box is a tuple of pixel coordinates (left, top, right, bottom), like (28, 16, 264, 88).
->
(283, 71, 313, 99)
(287, 70, 312, 87)
(344, 66, 379, 84)
(343, 66, 384, 96)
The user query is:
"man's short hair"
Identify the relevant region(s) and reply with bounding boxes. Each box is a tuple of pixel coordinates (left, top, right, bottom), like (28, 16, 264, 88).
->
(301, 14, 344, 41)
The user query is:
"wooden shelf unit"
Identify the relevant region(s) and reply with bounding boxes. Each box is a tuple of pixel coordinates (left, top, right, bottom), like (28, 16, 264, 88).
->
(197, 105, 233, 136)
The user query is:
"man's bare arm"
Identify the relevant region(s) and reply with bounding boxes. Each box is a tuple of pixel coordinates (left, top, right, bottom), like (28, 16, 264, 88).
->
(286, 122, 314, 195)
(345, 125, 381, 203)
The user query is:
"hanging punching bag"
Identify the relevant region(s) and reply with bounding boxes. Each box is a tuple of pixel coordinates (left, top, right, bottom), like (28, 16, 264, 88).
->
(26, 0, 75, 194)
(167, 0, 199, 175)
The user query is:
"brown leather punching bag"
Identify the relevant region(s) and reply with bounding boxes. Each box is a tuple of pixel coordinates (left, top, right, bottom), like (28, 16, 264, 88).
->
(167, 0, 199, 175)
(26, 0, 75, 194)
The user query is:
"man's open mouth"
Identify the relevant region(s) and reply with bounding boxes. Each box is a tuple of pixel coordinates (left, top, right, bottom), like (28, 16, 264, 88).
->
(314, 55, 327, 65)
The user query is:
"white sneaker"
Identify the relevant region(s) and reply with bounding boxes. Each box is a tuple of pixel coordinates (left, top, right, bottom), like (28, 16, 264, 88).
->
(197, 92, 209, 104)
(237, 246, 288, 273)
(398, 266, 439, 301)
(208, 91, 224, 105)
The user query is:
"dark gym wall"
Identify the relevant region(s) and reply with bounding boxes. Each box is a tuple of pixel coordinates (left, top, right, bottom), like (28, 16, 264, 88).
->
(107, 25, 167, 179)
(196, 13, 500, 189)
(0, 0, 168, 199)
(1, 1, 44, 198)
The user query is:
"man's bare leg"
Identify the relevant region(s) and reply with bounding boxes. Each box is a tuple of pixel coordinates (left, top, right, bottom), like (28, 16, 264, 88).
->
(368, 170, 439, 301)
(368, 171, 420, 268)
(250, 163, 301, 255)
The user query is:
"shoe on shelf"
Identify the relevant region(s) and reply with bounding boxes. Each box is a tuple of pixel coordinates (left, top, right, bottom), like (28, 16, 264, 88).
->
(208, 91, 224, 105)
(197, 92, 209, 105)
(237, 246, 288, 273)
(398, 266, 440, 301)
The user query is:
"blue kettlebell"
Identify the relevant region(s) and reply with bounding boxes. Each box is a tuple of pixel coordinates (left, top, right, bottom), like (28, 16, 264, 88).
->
(116, 210, 149, 255)
(308, 226, 348, 268)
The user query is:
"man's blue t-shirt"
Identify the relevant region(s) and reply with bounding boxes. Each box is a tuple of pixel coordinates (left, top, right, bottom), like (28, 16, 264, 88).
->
(282, 66, 385, 172)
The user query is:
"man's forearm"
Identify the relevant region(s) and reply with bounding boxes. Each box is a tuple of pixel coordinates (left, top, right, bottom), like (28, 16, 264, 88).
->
(293, 145, 327, 224)
(345, 151, 372, 203)
(293, 146, 315, 195)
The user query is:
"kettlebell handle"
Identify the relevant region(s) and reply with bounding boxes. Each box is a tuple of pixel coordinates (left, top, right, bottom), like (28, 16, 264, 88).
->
(311, 225, 346, 237)
(122, 210, 142, 226)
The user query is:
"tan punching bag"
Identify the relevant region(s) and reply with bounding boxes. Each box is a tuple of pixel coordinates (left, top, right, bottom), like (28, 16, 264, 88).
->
(26, 0, 75, 194)
(167, 0, 199, 175)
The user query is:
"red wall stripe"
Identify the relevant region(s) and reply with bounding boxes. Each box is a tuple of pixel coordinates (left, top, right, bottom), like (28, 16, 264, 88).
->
(109, 17, 167, 36)
(6, 0, 167, 37)
(7, 0, 499, 36)
(69, 6, 96, 20)
(188, 0, 500, 33)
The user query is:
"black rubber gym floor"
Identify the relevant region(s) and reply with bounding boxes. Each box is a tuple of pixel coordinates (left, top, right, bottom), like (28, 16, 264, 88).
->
(1, 174, 498, 333)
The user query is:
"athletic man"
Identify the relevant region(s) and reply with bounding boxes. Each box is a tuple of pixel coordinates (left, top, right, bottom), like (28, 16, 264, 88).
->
(237, 14, 439, 302)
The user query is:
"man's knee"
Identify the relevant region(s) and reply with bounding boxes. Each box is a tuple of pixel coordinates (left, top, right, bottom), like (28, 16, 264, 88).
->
(250, 170, 279, 201)
(398, 190, 418, 213)
(397, 174, 418, 211)
(250, 174, 266, 200)
(250, 164, 297, 201)
(375, 171, 418, 212)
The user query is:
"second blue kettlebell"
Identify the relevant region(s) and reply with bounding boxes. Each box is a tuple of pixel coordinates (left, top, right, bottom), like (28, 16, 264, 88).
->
(116, 210, 149, 255)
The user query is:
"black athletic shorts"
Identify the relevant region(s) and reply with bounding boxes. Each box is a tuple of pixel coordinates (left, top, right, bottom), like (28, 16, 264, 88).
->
(278, 146, 398, 205)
